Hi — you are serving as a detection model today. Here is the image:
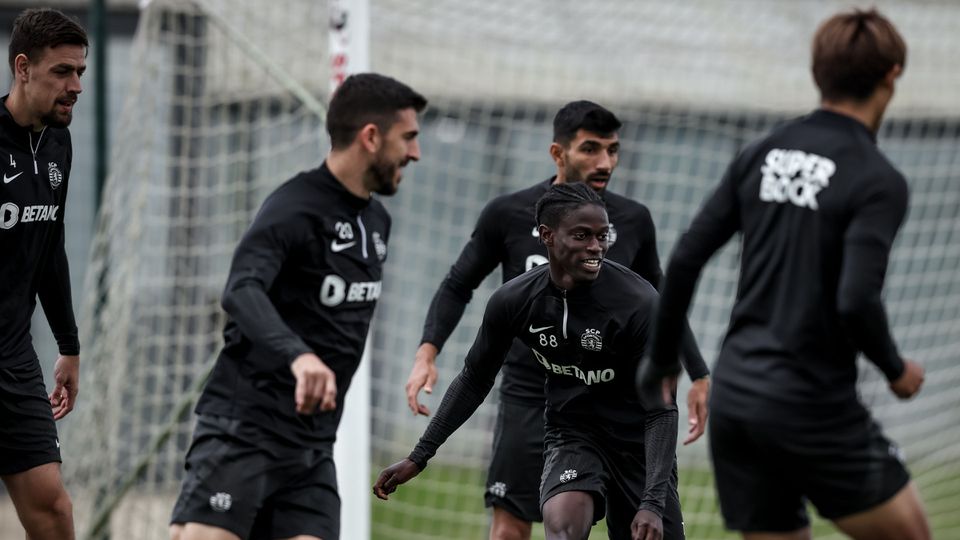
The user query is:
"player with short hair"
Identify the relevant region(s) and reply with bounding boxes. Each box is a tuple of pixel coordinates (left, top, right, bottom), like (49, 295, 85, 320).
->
(169, 73, 427, 540)
(0, 8, 87, 540)
(406, 100, 708, 539)
(378, 182, 685, 540)
(639, 8, 930, 540)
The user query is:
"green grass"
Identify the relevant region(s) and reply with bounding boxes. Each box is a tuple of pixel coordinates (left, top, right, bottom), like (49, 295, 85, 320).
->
(372, 463, 960, 539)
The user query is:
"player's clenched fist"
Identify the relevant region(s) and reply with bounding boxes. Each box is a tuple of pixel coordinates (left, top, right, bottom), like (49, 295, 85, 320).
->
(291, 353, 337, 414)
(889, 359, 924, 399)
(373, 458, 421, 500)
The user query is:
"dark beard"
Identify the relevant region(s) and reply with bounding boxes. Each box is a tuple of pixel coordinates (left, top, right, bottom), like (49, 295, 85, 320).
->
(369, 155, 398, 196)
(40, 110, 71, 129)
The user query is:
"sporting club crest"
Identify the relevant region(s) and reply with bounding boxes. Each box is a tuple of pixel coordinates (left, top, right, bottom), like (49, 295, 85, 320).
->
(580, 328, 602, 352)
(48, 162, 62, 189)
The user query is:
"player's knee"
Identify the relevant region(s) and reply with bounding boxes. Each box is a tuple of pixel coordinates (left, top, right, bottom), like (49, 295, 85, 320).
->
(490, 519, 531, 540)
(542, 514, 590, 540)
(37, 487, 73, 522)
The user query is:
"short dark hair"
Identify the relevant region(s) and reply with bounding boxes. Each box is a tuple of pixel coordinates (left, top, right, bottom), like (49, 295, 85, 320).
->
(552, 100, 622, 146)
(8, 8, 88, 74)
(535, 182, 605, 230)
(812, 8, 906, 102)
(326, 73, 428, 149)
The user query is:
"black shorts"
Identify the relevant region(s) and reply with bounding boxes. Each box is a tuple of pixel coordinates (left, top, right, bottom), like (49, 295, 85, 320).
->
(170, 415, 340, 539)
(709, 411, 911, 533)
(0, 358, 61, 476)
(484, 398, 545, 522)
(539, 429, 685, 540)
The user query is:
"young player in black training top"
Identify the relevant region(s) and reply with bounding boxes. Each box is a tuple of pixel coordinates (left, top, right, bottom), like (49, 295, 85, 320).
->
(0, 9, 87, 540)
(406, 100, 708, 539)
(639, 9, 930, 540)
(169, 74, 427, 540)
(378, 183, 685, 540)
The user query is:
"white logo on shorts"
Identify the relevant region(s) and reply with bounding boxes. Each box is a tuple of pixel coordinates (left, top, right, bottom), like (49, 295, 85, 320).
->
(889, 443, 906, 464)
(559, 469, 578, 483)
(488, 481, 507, 498)
(209, 492, 232, 512)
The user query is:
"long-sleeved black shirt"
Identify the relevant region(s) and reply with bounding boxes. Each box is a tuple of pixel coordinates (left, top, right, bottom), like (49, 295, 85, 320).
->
(0, 96, 78, 367)
(652, 109, 909, 427)
(411, 261, 678, 516)
(422, 179, 707, 404)
(196, 162, 391, 445)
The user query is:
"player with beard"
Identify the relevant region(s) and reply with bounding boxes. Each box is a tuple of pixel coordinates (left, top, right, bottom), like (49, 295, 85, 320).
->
(378, 183, 685, 540)
(169, 73, 426, 540)
(639, 9, 930, 540)
(0, 8, 87, 540)
(405, 100, 708, 539)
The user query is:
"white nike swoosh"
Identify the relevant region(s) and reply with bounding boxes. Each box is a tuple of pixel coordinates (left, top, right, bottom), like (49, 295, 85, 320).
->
(529, 325, 553, 333)
(330, 240, 357, 253)
(3, 172, 23, 184)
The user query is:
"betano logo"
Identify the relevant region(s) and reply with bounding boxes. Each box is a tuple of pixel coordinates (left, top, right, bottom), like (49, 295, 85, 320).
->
(319, 275, 382, 307)
(0, 203, 59, 229)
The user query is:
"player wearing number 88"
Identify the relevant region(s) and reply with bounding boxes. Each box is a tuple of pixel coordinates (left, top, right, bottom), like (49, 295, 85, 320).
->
(377, 183, 685, 540)
(406, 100, 709, 539)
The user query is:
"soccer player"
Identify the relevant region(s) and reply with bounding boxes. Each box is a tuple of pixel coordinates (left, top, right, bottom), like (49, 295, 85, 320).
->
(639, 9, 930, 540)
(377, 183, 685, 540)
(0, 8, 87, 540)
(406, 100, 709, 539)
(168, 73, 426, 540)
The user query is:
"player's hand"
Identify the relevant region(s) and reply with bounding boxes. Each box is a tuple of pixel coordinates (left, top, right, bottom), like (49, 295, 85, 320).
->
(373, 458, 421, 500)
(683, 376, 710, 445)
(291, 353, 337, 414)
(889, 359, 924, 400)
(406, 343, 439, 416)
(49, 354, 79, 420)
(631, 509, 663, 540)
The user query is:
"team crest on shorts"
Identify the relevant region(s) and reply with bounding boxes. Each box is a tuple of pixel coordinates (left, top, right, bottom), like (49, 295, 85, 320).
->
(48, 162, 62, 189)
(580, 329, 602, 352)
(559, 469, 578, 483)
(488, 481, 507, 497)
(209, 492, 232, 512)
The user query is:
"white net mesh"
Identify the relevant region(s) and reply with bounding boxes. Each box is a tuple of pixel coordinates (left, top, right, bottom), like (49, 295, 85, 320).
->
(57, 1, 959, 539)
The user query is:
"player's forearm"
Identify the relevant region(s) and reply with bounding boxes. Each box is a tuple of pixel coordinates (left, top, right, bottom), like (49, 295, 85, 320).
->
(222, 282, 312, 364)
(837, 290, 904, 381)
(837, 241, 905, 381)
(639, 406, 679, 517)
(651, 261, 701, 375)
(420, 279, 472, 352)
(38, 242, 79, 355)
(408, 366, 493, 469)
(678, 318, 709, 381)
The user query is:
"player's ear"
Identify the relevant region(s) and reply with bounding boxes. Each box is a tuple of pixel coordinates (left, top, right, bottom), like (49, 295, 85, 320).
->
(538, 224, 553, 246)
(14, 53, 30, 83)
(549, 142, 565, 168)
(357, 123, 381, 153)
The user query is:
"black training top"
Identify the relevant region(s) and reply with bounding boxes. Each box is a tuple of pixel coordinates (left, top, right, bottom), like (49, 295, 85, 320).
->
(411, 261, 678, 517)
(421, 178, 708, 404)
(652, 109, 909, 427)
(196, 162, 391, 445)
(0, 96, 78, 367)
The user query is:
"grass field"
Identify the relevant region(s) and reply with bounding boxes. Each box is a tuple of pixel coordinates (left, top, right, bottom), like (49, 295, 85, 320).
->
(372, 463, 960, 539)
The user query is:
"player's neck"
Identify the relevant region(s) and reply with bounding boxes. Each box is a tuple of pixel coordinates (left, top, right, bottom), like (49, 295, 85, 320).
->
(326, 150, 371, 199)
(820, 96, 888, 135)
(4, 88, 43, 131)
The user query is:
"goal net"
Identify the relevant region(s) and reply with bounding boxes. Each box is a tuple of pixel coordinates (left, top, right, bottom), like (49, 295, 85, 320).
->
(60, 1, 960, 539)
